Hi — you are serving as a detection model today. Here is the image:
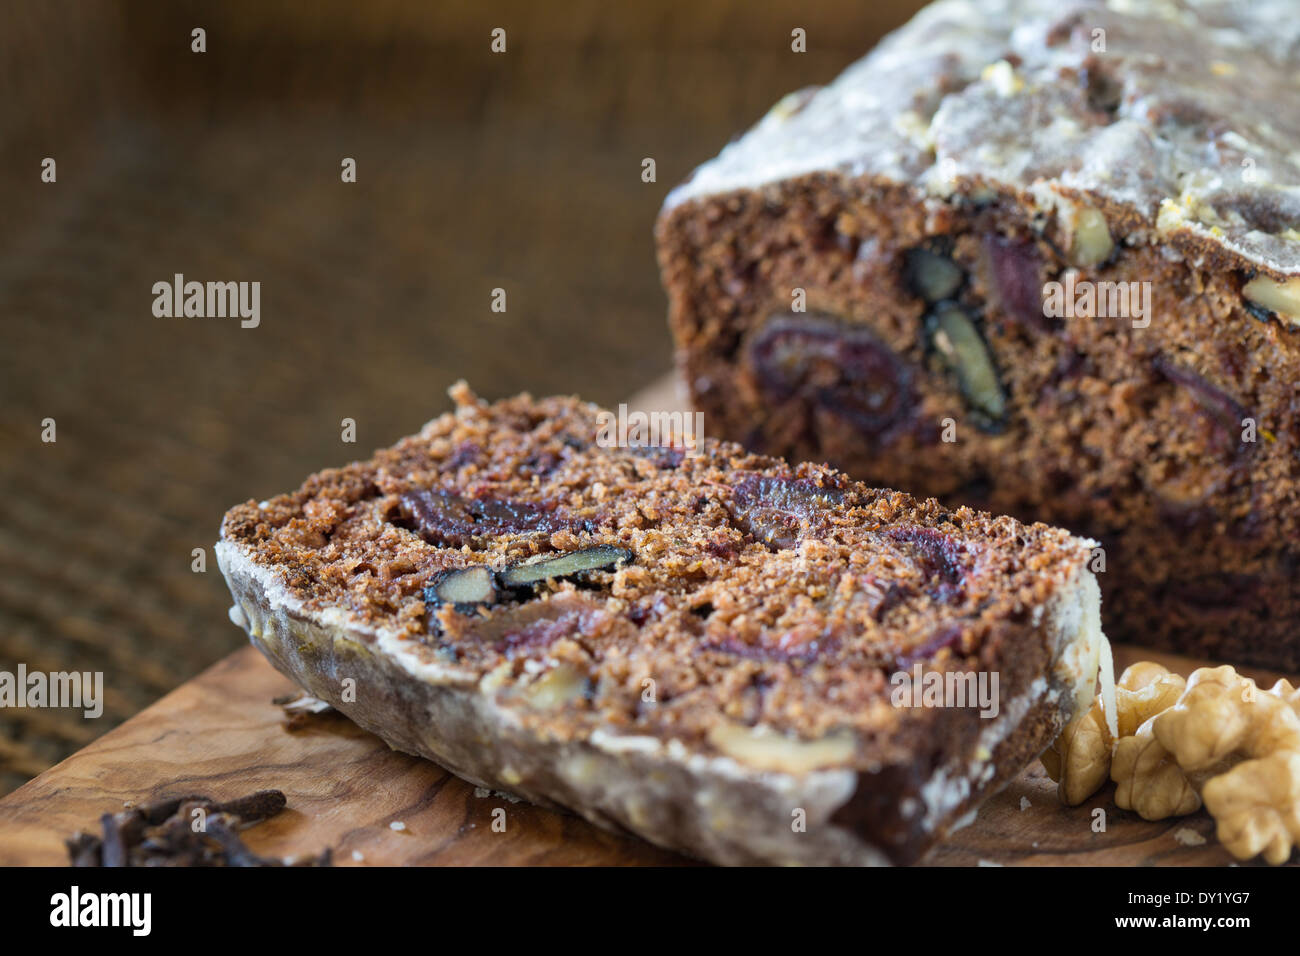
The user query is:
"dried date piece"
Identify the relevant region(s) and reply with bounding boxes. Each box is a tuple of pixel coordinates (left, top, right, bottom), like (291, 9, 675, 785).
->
(1152, 357, 1250, 454)
(499, 545, 634, 590)
(702, 632, 839, 664)
(885, 525, 969, 604)
(397, 489, 568, 548)
(984, 234, 1049, 332)
(475, 593, 623, 657)
(726, 473, 846, 550)
(893, 621, 965, 670)
(749, 312, 915, 438)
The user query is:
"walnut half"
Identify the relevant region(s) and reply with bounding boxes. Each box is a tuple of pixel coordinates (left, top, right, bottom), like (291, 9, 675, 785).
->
(1158, 669, 1300, 864)
(1051, 662, 1300, 862)
(1243, 274, 1300, 326)
(1043, 662, 1184, 806)
(1111, 666, 1300, 864)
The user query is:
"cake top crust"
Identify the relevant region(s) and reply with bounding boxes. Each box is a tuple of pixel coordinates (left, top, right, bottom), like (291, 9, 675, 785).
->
(221, 385, 1092, 752)
(665, 0, 1300, 277)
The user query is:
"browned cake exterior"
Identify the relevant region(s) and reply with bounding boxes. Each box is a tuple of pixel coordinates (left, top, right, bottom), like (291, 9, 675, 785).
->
(217, 386, 1106, 865)
(656, 0, 1300, 669)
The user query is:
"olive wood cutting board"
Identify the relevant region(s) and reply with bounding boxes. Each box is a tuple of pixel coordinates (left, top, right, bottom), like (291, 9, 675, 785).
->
(0, 378, 1294, 867)
(2, 643, 1293, 867)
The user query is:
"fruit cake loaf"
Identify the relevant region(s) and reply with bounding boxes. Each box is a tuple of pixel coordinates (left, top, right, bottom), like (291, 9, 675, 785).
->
(217, 385, 1109, 865)
(655, 0, 1300, 669)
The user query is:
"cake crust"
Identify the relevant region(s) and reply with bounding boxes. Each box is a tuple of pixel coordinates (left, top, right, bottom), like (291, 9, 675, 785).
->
(666, 0, 1300, 281)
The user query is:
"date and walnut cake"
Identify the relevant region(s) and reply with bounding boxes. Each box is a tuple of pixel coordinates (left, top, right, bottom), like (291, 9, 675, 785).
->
(656, 0, 1300, 668)
(218, 387, 1110, 865)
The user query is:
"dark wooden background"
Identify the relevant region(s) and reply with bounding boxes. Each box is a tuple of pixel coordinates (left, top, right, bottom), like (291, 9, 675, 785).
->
(0, 0, 923, 793)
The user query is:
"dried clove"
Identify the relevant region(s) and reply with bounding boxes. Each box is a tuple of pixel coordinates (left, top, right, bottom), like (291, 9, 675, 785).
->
(67, 789, 330, 867)
(64, 831, 103, 867)
(99, 810, 143, 867)
(138, 793, 207, 825)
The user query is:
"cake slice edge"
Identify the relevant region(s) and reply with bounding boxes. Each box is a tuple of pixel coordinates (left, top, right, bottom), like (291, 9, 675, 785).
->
(215, 530, 1106, 866)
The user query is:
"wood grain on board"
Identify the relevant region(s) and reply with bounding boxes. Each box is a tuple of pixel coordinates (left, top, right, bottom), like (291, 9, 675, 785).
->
(0, 643, 1293, 867)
